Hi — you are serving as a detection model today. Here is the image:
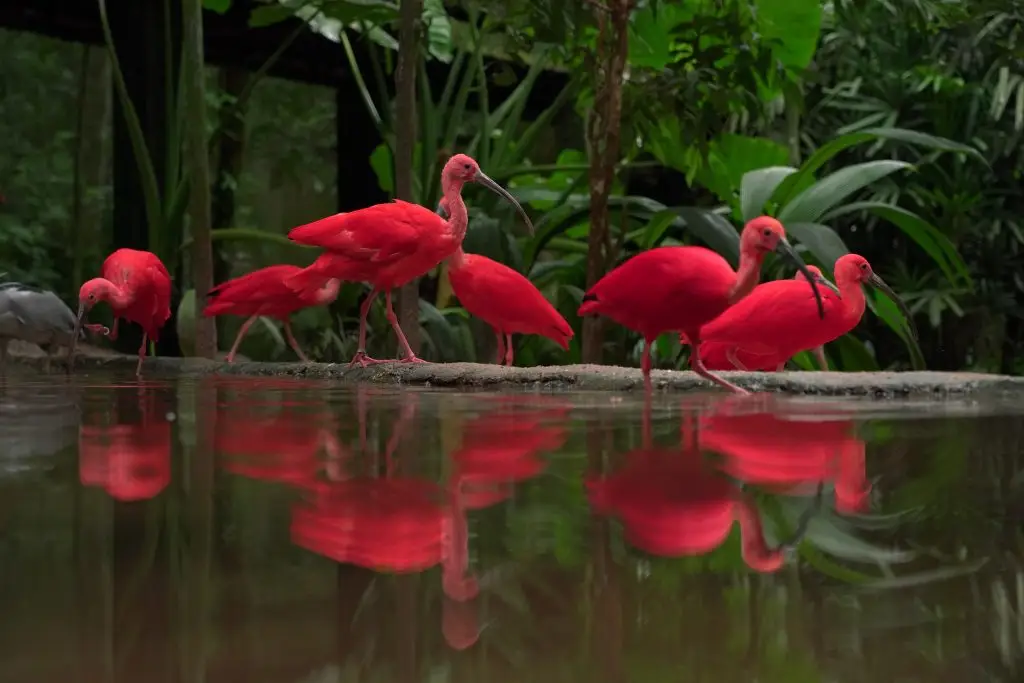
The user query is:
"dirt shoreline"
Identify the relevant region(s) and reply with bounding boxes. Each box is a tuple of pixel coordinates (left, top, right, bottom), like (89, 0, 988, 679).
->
(9, 348, 1024, 397)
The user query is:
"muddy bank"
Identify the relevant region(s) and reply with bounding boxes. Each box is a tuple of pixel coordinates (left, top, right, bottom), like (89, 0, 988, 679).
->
(9, 347, 1024, 397)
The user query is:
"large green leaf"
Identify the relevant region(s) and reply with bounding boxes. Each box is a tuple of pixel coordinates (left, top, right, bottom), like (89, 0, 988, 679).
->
(696, 134, 791, 212)
(671, 208, 740, 264)
(753, 0, 822, 69)
(778, 160, 913, 223)
(739, 166, 798, 222)
(772, 127, 983, 207)
(628, 2, 692, 69)
(783, 222, 850, 270)
(821, 201, 971, 287)
(202, 0, 232, 13)
(866, 289, 926, 369)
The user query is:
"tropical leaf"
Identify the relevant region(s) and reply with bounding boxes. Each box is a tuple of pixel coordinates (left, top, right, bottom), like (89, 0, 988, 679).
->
(783, 222, 851, 269)
(779, 160, 914, 224)
(739, 166, 799, 222)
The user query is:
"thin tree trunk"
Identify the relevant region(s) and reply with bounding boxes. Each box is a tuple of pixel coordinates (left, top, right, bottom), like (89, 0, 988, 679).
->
(182, 0, 216, 358)
(71, 46, 113, 295)
(393, 0, 423, 356)
(581, 0, 631, 364)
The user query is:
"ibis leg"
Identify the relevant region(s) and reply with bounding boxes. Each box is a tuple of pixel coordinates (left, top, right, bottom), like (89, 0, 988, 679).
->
(226, 315, 257, 363)
(686, 330, 748, 395)
(0, 340, 7, 378)
(385, 290, 426, 364)
(725, 348, 749, 371)
(283, 320, 310, 362)
(493, 329, 505, 365)
(349, 289, 385, 367)
(504, 333, 514, 366)
(135, 332, 148, 377)
(640, 338, 653, 392)
(775, 363, 786, 372)
(107, 318, 120, 341)
(812, 345, 828, 371)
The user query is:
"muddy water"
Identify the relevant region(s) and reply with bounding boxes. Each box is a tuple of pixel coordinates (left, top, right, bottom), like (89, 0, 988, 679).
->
(1, 372, 1022, 682)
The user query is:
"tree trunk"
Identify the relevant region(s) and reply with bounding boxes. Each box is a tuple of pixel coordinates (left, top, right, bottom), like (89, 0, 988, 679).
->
(393, 0, 423, 356)
(182, 0, 217, 358)
(581, 0, 631, 364)
(71, 45, 113, 298)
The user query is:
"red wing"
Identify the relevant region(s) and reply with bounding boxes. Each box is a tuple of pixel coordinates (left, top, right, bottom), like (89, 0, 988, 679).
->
(209, 265, 297, 302)
(288, 200, 441, 264)
(456, 258, 572, 338)
(702, 280, 843, 347)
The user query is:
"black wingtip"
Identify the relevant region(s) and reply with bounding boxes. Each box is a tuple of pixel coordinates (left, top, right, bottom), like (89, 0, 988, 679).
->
(582, 293, 598, 303)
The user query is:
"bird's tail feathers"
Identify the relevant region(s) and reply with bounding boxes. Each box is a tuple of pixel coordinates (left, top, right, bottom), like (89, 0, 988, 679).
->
(285, 265, 332, 298)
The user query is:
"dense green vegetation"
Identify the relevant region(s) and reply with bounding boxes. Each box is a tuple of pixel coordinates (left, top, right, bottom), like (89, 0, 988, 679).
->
(0, 0, 1018, 373)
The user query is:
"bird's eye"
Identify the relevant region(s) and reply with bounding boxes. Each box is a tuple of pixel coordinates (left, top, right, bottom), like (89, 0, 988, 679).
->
(762, 228, 772, 237)
(860, 263, 869, 271)
(88, 293, 95, 301)
(463, 163, 472, 171)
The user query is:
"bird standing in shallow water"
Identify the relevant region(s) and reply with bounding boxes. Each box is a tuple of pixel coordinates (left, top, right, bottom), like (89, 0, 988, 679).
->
(203, 264, 341, 363)
(285, 154, 533, 367)
(577, 216, 826, 393)
(0, 282, 80, 375)
(446, 246, 572, 366)
(695, 253, 915, 372)
(73, 248, 172, 377)
(690, 266, 838, 372)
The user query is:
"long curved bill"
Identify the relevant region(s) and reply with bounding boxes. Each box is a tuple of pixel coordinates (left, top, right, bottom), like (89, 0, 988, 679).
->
(476, 171, 534, 235)
(68, 303, 85, 373)
(868, 273, 918, 341)
(775, 238, 826, 319)
(813, 273, 841, 296)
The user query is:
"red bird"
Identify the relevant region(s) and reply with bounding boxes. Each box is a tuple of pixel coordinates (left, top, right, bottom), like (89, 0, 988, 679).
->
(446, 246, 573, 365)
(577, 217, 825, 393)
(689, 266, 837, 372)
(78, 421, 171, 501)
(202, 264, 341, 363)
(73, 248, 172, 376)
(695, 253, 915, 372)
(285, 153, 533, 367)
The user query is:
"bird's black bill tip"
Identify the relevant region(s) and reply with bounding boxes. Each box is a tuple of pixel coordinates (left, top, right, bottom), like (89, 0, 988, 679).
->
(775, 238, 826, 320)
(868, 273, 918, 341)
(476, 171, 534, 235)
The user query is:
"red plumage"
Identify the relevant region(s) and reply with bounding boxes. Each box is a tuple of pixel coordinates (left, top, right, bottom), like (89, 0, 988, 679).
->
(448, 250, 572, 365)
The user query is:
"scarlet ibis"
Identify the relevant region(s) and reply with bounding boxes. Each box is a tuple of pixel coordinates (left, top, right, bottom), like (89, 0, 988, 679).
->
(696, 253, 915, 372)
(577, 217, 825, 393)
(202, 264, 341, 363)
(0, 282, 80, 375)
(286, 153, 533, 367)
(688, 266, 837, 372)
(73, 248, 173, 376)
(446, 246, 572, 365)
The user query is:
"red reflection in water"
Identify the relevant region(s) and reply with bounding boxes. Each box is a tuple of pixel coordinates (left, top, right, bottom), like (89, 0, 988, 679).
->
(217, 409, 343, 486)
(698, 398, 870, 514)
(586, 397, 786, 572)
(289, 390, 481, 650)
(78, 390, 171, 501)
(451, 397, 569, 509)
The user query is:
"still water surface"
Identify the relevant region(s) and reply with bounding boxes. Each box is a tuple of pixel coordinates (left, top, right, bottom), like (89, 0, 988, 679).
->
(2, 372, 1024, 682)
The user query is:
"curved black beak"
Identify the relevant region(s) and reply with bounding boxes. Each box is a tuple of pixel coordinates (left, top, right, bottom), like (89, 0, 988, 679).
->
(814, 273, 841, 296)
(775, 238, 825, 319)
(868, 273, 918, 341)
(68, 302, 85, 373)
(475, 171, 534, 235)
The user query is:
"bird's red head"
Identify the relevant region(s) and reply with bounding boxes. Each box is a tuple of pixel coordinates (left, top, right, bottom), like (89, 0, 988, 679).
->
(443, 153, 482, 183)
(740, 216, 787, 255)
(835, 253, 873, 283)
(793, 265, 822, 282)
(78, 278, 112, 312)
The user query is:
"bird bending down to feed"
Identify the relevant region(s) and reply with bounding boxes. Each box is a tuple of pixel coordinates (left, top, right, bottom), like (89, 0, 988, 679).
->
(695, 253, 916, 372)
(0, 282, 80, 375)
(203, 264, 341, 363)
(446, 246, 573, 366)
(688, 266, 839, 372)
(72, 248, 173, 377)
(285, 153, 533, 367)
(577, 216, 826, 394)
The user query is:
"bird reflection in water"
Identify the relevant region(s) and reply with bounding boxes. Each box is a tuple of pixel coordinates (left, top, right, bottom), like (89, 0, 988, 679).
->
(215, 378, 343, 487)
(586, 395, 817, 572)
(698, 395, 870, 514)
(289, 389, 482, 650)
(451, 395, 570, 508)
(78, 385, 172, 501)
